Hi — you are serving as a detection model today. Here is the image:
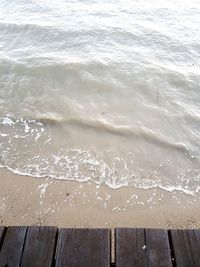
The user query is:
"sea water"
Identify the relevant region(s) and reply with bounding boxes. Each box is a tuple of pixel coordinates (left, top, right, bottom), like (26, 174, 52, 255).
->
(0, 0, 200, 194)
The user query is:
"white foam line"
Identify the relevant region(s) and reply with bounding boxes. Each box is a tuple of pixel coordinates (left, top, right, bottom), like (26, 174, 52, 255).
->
(0, 165, 198, 196)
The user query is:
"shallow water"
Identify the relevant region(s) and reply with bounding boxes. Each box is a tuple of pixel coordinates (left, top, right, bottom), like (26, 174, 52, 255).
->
(0, 0, 200, 194)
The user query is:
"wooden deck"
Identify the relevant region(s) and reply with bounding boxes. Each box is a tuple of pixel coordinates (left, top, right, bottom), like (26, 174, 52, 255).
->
(0, 227, 200, 266)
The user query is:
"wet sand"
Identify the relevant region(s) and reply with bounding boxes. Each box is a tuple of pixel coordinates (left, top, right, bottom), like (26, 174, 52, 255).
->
(0, 167, 200, 228)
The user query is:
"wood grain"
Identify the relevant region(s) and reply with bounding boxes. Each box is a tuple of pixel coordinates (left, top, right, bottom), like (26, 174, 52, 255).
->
(116, 228, 147, 267)
(116, 228, 172, 267)
(0, 227, 6, 251)
(146, 229, 172, 267)
(55, 228, 110, 267)
(0, 227, 6, 247)
(170, 229, 200, 267)
(0, 226, 27, 267)
(21, 226, 57, 267)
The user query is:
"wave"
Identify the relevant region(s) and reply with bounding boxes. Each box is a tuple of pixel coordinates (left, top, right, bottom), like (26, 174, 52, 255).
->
(0, 150, 199, 196)
(0, 56, 111, 71)
(0, 114, 187, 151)
(2, 18, 197, 65)
(0, 115, 195, 158)
(61, 118, 190, 153)
(0, 117, 199, 193)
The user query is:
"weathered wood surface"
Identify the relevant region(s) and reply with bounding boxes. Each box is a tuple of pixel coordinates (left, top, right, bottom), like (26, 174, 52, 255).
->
(116, 228, 147, 266)
(0, 226, 27, 267)
(145, 229, 172, 267)
(21, 226, 57, 267)
(115, 228, 172, 267)
(0, 227, 200, 266)
(55, 228, 110, 267)
(0, 226, 6, 249)
(170, 229, 200, 267)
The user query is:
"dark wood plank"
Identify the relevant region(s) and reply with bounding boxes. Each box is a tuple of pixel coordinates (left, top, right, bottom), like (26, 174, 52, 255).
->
(21, 226, 57, 267)
(116, 228, 172, 267)
(145, 229, 172, 267)
(0, 227, 6, 250)
(194, 229, 200, 244)
(116, 228, 147, 267)
(170, 229, 200, 267)
(55, 228, 110, 267)
(0, 226, 27, 267)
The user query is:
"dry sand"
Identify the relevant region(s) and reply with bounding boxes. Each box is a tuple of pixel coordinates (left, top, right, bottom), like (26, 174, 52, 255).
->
(0, 167, 200, 228)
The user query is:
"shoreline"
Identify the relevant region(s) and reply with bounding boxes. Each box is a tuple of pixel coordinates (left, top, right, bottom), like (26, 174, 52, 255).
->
(0, 167, 200, 228)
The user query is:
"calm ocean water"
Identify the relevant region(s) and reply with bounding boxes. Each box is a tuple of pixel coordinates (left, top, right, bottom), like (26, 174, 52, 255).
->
(0, 0, 200, 194)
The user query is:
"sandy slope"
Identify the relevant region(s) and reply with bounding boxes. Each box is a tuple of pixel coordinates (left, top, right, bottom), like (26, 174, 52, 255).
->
(0, 168, 200, 228)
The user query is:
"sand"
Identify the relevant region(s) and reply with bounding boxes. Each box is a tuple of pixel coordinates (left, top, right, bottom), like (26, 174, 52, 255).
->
(0, 167, 200, 228)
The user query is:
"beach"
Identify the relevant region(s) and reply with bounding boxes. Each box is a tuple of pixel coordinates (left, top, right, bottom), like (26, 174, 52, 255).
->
(1, 168, 200, 228)
(0, 0, 200, 230)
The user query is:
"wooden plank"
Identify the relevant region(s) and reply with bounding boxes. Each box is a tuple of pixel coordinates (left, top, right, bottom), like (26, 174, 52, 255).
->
(0, 227, 6, 250)
(145, 229, 172, 267)
(170, 229, 200, 267)
(0, 226, 27, 267)
(116, 228, 172, 267)
(116, 228, 147, 267)
(21, 226, 57, 267)
(55, 228, 110, 267)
